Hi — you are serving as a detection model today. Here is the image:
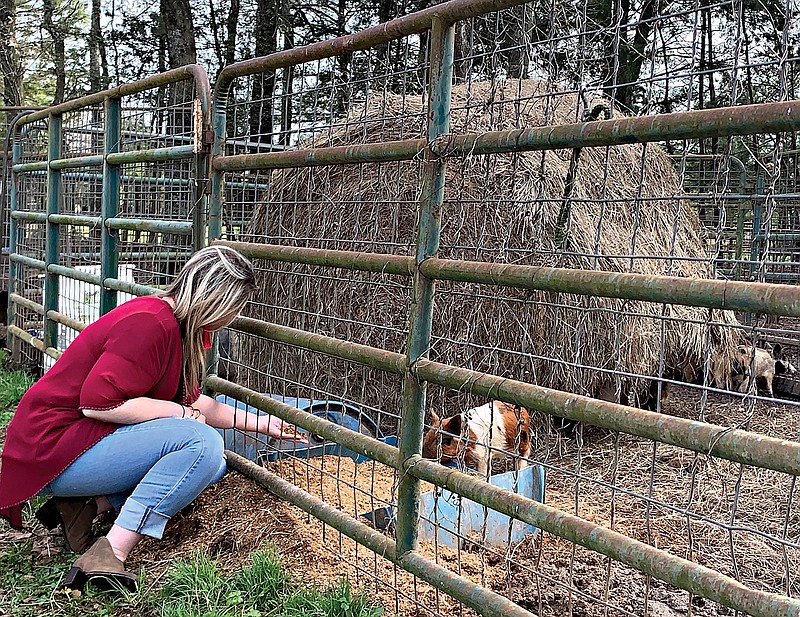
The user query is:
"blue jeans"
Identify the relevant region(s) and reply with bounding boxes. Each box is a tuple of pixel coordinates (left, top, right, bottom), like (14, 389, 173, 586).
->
(40, 418, 228, 539)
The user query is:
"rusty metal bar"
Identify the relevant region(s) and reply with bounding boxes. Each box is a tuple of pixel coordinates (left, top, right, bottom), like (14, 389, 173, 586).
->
(212, 239, 414, 275)
(413, 359, 800, 476)
(100, 96, 121, 315)
(12, 161, 48, 173)
(212, 139, 425, 172)
(212, 101, 800, 173)
(46, 309, 86, 332)
(49, 213, 101, 227)
(431, 100, 800, 154)
(396, 15, 455, 557)
(49, 154, 104, 169)
(102, 278, 160, 297)
(229, 317, 406, 375)
(9, 293, 44, 315)
(213, 240, 799, 317)
(5, 138, 23, 354)
(215, 0, 531, 92)
(18, 65, 211, 125)
(10, 211, 47, 223)
(419, 258, 800, 317)
(10, 253, 46, 271)
(207, 376, 400, 466)
(226, 450, 536, 617)
(46, 264, 102, 286)
(105, 218, 194, 235)
(43, 113, 62, 352)
(106, 144, 196, 164)
(7, 325, 60, 360)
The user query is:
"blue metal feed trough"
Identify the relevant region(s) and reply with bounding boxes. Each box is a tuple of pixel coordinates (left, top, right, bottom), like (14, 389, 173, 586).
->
(363, 464, 545, 549)
(215, 394, 389, 464)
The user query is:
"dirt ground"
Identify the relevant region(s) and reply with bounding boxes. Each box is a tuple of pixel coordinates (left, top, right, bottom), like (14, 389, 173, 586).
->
(2, 384, 799, 617)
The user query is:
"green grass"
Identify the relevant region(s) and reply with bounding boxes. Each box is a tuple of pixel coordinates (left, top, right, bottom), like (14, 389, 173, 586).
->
(155, 548, 384, 617)
(0, 349, 35, 419)
(0, 541, 384, 617)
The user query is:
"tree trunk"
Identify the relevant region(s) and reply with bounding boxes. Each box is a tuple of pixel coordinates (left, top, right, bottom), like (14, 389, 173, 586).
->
(375, 0, 396, 76)
(0, 0, 23, 106)
(601, 0, 663, 111)
(279, 0, 294, 146)
(160, 0, 198, 67)
(225, 0, 241, 66)
(88, 0, 109, 92)
(249, 0, 280, 145)
(501, 5, 532, 79)
(208, 0, 225, 69)
(43, 0, 66, 104)
(334, 0, 350, 114)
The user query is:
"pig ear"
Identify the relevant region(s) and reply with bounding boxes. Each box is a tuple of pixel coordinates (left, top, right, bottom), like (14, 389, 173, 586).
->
(773, 344, 783, 358)
(442, 414, 462, 436)
(428, 411, 441, 427)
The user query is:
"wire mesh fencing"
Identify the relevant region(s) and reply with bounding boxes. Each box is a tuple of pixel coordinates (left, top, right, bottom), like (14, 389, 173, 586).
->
(4, 0, 800, 615)
(5, 67, 210, 371)
(204, 1, 800, 616)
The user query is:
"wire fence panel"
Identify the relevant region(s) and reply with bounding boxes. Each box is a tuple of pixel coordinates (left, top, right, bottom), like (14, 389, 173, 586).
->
(208, 0, 800, 616)
(5, 67, 211, 370)
(3, 0, 800, 615)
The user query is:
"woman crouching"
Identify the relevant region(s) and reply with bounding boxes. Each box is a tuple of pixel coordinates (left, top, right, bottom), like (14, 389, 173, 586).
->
(0, 246, 304, 591)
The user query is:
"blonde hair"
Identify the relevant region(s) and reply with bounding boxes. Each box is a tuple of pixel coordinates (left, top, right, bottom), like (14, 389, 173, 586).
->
(162, 245, 256, 393)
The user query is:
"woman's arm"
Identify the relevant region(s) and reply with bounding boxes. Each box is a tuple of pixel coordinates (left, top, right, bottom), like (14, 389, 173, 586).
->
(192, 394, 306, 441)
(81, 397, 189, 424)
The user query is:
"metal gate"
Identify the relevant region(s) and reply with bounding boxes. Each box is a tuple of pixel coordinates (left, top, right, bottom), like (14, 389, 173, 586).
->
(4, 0, 800, 615)
(5, 67, 210, 366)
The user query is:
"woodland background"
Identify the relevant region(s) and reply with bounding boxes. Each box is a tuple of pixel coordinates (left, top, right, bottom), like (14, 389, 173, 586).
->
(0, 0, 797, 119)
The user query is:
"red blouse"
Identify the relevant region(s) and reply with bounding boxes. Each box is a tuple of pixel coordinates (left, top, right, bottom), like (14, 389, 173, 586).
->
(0, 295, 197, 529)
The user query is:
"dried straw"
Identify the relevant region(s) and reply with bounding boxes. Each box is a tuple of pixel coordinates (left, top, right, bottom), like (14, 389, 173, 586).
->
(244, 80, 740, 415)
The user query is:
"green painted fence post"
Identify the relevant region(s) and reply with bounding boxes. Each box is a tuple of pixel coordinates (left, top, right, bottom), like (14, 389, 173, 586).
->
(395, 15, 455, 556)
(100, 97, 121, 315)
(6, 140, 23, 356)
(43, 114, 62, 353)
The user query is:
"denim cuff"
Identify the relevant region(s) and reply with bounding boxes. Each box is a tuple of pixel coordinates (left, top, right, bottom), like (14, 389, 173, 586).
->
(116, 497, 171, 539)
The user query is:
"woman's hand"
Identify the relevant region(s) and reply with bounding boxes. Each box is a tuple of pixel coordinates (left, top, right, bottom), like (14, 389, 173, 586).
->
(265, 415, 309, 443)
(195, 394, 306, 443)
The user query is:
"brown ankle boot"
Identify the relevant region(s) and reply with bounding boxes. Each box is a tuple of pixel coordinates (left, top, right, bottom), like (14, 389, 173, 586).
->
(61, 537, 138, 592)
(35, 497, 98, 553)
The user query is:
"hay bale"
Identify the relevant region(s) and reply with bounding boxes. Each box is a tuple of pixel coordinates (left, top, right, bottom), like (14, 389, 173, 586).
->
(243, 81, 740, 416)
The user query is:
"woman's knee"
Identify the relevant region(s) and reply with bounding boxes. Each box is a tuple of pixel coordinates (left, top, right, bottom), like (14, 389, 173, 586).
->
(173, 421, 226, 473)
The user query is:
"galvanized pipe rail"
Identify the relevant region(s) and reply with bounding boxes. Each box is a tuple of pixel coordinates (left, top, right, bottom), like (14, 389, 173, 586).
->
(213, 101, 800, 172)
(16, 169, 267, 190)
(10, 145, 198, 173)
(7, 325, 60, 360)
(209, 376, 800, 617)
(10, 211, 193, 235)
(215, 239, 800, 317)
